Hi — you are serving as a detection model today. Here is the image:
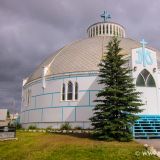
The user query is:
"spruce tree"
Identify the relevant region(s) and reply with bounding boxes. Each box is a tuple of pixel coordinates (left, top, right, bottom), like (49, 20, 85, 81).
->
(90, 36, 143, 141)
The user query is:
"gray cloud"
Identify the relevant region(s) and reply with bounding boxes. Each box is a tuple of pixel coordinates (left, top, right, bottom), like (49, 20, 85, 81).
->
(0, 0, 160, 112)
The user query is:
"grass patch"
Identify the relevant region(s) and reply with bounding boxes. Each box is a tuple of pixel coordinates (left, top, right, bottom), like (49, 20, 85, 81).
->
(0, 131, 159, 160)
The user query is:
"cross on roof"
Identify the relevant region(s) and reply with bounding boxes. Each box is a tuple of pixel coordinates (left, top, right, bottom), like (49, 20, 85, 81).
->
(100, 11, 111, 22)
(140, 39, 148, 50)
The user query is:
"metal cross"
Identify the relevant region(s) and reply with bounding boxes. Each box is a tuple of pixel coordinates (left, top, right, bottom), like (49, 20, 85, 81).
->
(136, 39, 152, 67)
(140, 39, 148, 50)
(100, 11, 111, 22)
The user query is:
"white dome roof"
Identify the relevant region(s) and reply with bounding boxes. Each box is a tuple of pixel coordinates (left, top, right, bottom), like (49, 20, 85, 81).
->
(26, 36, 160, 84)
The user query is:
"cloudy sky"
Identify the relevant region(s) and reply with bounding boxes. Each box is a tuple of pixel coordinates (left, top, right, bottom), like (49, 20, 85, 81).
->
(0, 0, 160, 113)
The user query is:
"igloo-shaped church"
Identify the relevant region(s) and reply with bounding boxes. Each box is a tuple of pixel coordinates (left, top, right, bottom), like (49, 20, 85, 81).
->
(21, 11, 160, 138)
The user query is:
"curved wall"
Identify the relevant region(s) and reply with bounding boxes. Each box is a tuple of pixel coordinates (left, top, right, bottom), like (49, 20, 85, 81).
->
(21, 72, 102, 129)
(87, 22, 125, 38)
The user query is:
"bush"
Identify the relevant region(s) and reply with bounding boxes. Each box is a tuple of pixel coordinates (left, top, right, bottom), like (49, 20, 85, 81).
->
(46, 126, 52, 131)
(74, 126, 83, 130)
(28, 125, 37, 130)
(16, 123, 22, 129)
(60, 122, 72, 130)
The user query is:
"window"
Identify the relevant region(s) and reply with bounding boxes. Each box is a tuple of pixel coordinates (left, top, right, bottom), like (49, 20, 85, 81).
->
(106, 25, 108, 34)
(67, 81, 73, 100)
(113, 25, 115, 35)
(136, 74, 145, 86)
(91, 28, 92, 37)
(99, 25, 101, 34)
(119, 28, 121, 36)
(96, 26, 98, 35)
(25, 90, 28, 106)
(93, 27, 95, 36)
(147, 75, 156, 87)
(110, 25, 112, 34)
(75, 82, 78, 100)
(136, 69, 156, 87)
(116, 26, 118, 36)
(62, 83, 65, 100)
(26, 89, 31, 106)
(103, 25, 105, 34)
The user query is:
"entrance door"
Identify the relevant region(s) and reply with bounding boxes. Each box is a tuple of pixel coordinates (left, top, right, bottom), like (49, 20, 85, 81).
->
(136, 69, 158, 115)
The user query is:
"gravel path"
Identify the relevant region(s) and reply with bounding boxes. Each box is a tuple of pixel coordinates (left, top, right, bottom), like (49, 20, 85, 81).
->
(136, 139, 160, 151)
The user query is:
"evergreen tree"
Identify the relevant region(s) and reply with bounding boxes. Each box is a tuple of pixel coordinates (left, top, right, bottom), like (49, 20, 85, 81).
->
(90, 36, 143, 141)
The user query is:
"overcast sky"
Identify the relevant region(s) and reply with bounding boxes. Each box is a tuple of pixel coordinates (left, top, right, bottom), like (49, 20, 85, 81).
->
(0, 0, 160, 113)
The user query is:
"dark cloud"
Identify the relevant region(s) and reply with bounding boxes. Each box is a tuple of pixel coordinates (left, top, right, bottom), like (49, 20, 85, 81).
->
(0, 0, 160, 113)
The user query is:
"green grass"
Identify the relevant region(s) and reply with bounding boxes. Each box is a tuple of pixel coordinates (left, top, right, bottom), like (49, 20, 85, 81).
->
(0, 131, 159, 160)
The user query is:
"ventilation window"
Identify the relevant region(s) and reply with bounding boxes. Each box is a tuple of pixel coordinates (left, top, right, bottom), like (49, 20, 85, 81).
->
(103, 25, 105, 34)
(113, 25, 115, 35)
(106, 25, 108, 34)
(136, 69, 156, 87)
(110, 25, 112, 34)
(96, 26, 98, 35)
(93, 27, 95, 36)
(91, 28, 92, 37)
(116, 26, 118, 36)
(99, 25, 101, 34)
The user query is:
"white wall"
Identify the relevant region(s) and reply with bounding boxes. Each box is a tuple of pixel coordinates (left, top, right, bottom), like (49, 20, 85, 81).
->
(131, 47, 160, 115)
(20, 47, 160, 128)
(21, 73, 99, 128)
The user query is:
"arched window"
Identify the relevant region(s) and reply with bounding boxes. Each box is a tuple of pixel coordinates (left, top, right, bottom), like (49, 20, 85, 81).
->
(146, 74, 156, 87)
(136, 74, 145, 86)
(67, 81, 73, 100)
(62, 83, 65, 100)
(75, 82, 78, 100)
(136, 69, 156, 87)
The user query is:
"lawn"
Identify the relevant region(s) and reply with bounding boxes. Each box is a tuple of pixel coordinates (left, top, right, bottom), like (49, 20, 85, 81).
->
(0, 131, 159, 160)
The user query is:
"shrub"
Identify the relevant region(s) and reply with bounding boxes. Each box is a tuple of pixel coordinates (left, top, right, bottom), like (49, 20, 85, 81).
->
(46, 126, 52, 131)
(74, 126, 83, 130)
(28, 125, 37, 130)
(16, 123, 22, 129)
(60, 122, 72, 130)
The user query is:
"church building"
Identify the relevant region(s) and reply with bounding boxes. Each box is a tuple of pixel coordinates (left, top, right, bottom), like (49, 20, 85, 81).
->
(20, 11, 160, 138)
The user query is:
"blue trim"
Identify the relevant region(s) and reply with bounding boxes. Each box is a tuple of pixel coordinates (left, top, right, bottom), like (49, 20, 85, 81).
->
(75, 107, 76, 121)
(51, 94, 53, 106)
(24, 72, 98, 88)
(41, 109, 43, 121)
(32, 90, 99, 98)
(35, 97, 36, 108)
(21, 105, 95, 113)
(134, 115, 160, 139)
(89, 91, 91, 106)
(138, 115, 160, 117)
(32, 92, 60, 98)
(62, 107, 63, 121)
(79, 90, 100, 92)
(28, 110, 29, 122)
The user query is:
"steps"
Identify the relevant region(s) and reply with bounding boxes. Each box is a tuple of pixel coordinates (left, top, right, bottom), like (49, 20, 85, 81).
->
(133, 115, 160, 139)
